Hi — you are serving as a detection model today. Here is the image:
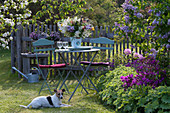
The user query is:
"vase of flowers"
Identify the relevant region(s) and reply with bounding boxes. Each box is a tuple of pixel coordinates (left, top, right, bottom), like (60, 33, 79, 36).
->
(57, 16, 94, 48)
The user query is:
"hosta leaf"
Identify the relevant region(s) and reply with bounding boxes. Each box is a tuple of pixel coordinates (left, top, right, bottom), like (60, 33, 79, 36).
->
(138, 98, 147, 107)
(158, 110, 164, 113)
(161, 94, 170, 104)
(145, 104, 153, 113)
(124, 104, 131, 111)
(151, 99, 159, 109)
(160, 103, 170, 110)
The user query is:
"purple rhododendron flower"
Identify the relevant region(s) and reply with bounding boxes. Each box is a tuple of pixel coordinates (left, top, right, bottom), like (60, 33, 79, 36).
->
(124, 49, 131, 55)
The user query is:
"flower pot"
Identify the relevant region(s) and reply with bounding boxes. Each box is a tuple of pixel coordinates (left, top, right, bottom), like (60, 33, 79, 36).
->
(70, 37, 82, 48)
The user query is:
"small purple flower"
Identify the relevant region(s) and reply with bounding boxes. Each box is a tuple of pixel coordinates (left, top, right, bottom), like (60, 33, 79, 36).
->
(130, 45, 135, 48)
(124, 15, 130, 22)
(67, 26, 74, 32)
(86, 25, 92, 29)
(150, 48, 156, 53)
(155, 11, 161, 17)
(147, 26, 155, 31)
(168, 19, 170, 25)
(166, 44, 170, 49)
(114, 22, 120, 27)
(30, 32, 38, 40)
(120, 26, 130, 33)
(134, 13, 143, 18)
(124, 49, 131, 55)
(152, 19, 157, 25)
(148, 9, 152, 13)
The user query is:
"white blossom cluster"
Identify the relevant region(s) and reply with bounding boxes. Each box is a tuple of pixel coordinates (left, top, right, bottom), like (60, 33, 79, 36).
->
(0, 0, 37, 49)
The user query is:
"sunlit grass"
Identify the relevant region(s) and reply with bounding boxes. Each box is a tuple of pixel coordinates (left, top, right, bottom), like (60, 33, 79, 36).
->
(0, 48, 115, 113)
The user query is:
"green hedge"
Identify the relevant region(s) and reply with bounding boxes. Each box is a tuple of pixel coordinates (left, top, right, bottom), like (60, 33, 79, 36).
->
(97, 65, 170, 113)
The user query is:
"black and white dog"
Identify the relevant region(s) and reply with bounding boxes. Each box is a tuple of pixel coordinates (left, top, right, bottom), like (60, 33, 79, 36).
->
(20, 89, 66, 108)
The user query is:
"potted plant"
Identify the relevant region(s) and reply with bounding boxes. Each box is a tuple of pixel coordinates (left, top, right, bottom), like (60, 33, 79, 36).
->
(57, 16, 94, 48)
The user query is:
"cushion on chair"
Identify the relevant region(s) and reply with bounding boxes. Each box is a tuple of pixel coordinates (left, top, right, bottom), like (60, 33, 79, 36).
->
(80, 61, 110, 66)
(38, 63, 69, 68)
(38, 64, 51, 68)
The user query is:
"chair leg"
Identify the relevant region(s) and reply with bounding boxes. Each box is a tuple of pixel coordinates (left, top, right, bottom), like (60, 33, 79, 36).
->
(39, 69, 52, 95)
(56, 69, 69, 93)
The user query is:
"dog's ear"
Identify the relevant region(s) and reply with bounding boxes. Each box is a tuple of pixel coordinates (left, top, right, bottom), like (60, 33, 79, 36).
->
(54, 89, 57, 92)
(62, 89, 65, 92)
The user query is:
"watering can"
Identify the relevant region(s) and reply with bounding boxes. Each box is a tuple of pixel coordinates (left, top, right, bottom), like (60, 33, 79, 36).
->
(12, 67, 40, 83)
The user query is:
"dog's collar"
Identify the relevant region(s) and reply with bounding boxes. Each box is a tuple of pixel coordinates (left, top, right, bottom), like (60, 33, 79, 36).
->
(47, 96, 54, 106)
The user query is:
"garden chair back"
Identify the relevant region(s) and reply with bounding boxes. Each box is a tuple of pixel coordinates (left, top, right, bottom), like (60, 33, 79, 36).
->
(80, 37, 114, 91)
(32, 38, 68, 95)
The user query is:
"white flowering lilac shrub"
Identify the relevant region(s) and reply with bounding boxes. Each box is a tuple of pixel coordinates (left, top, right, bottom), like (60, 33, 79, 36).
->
(0, 0, 37, 49)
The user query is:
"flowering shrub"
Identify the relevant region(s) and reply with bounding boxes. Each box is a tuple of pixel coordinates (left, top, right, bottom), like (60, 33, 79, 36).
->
(114, 0, 170, 69)
(124, 49, 131, 55)
(97, 66, 170, 113)
(121, 48, 166, 90)
(29, 31, 50, 40)
(0, 0, 35, 49)
(47, 32, 60, 41)
(58, 17, 94, 39)
(29, 32, 39, 40)
(121, 56, 166, 90)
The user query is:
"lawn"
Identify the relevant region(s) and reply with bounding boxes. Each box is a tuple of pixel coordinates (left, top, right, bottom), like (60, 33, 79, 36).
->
(0, 48, 115, 113)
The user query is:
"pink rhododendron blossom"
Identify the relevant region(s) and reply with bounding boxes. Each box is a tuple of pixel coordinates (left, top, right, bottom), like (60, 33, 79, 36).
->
(133, 53, 139, 58)
(124, 49, 131, 55)
(138, 54, 144, 59)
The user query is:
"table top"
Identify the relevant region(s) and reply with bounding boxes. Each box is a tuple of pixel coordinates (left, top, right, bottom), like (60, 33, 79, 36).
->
(55, 48, 100, 53)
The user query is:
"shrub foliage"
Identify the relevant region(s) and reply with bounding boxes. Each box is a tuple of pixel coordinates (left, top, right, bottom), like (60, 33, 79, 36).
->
(97, 65, 170, 113)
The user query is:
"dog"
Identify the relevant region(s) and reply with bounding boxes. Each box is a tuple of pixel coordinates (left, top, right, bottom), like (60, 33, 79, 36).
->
(20, 89, 65, 109)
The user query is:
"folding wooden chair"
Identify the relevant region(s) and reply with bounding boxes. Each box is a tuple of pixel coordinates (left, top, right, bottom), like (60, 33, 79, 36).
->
(32, 38, 68, 95)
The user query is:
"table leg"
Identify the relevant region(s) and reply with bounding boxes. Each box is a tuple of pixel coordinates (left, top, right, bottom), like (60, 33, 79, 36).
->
(58, 52, 89, 94)
(68, 51, 98, 102)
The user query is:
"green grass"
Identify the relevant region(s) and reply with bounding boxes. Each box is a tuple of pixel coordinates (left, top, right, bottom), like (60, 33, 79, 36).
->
(0, 48, 115, 113)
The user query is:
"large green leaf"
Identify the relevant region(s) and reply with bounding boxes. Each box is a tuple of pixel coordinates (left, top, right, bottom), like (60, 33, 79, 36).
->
(161, 94, 170, 104)
(160, 103, 170, 110)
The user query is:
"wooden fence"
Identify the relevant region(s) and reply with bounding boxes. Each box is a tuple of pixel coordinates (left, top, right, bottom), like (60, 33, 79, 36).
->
(11, 24, 143, 78)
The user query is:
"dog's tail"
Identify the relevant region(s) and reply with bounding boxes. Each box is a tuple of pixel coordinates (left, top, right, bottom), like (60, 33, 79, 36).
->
(20, 105, 28, 108)
(20, 102, 31, 109)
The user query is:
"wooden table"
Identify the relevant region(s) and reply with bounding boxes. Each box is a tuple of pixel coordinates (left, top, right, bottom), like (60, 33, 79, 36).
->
(21, 53, 49, 75)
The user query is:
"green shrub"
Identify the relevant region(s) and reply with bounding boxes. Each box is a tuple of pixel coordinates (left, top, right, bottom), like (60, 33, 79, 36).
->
(97, 65, 170, 113)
